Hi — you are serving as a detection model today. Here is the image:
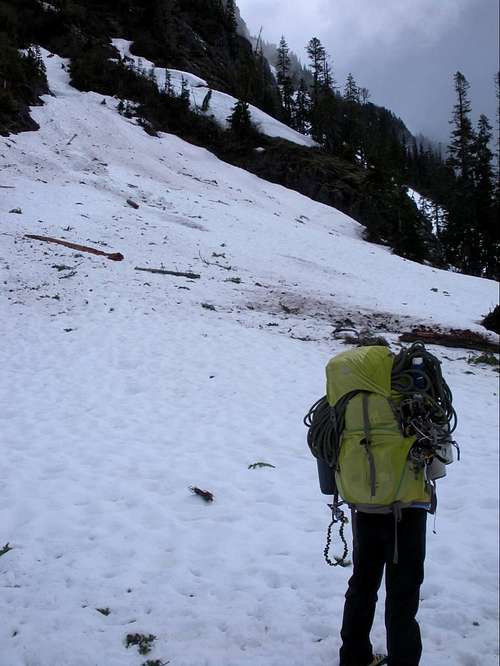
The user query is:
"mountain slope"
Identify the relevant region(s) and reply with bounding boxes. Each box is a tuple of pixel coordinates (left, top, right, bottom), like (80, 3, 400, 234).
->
(0, 50, 499, 666)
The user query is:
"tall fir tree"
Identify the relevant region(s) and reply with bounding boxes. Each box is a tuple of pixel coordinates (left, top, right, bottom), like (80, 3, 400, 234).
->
(293, 78, 310, 134)
(306, 36, 325, 103)
(448, 71, 476, 181)
(276, 36, 295, 125)
(305, 37, 337, 148)
(473, 114, 498, 276)
(342, 72, 361, 159)
(276, 36, 290, 84)
(445, 71, 478, 273)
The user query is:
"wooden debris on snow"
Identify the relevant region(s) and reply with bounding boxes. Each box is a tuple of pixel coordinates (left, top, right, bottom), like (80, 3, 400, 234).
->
(25, 234, 124, 261)
(399, 327, 499, 353)
(134, 266, 200, 279)
(189, 486, 214, 502)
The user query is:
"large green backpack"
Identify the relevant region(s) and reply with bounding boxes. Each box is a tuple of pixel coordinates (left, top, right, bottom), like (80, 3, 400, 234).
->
(305, 343, 457, 513)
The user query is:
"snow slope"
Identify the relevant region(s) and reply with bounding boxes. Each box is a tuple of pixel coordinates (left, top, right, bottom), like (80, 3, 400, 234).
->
(111, 39, 316, 148)
(0, 51, 499, 666)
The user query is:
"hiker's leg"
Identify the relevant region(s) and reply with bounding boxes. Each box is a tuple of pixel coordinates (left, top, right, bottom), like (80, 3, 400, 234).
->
(339, 512, 386, 666)
(385, 509, 427, 666)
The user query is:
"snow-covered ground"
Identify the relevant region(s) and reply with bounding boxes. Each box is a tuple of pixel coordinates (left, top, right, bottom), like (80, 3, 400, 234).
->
(0, 51, 498, 666)
(112, 39, 316, 148)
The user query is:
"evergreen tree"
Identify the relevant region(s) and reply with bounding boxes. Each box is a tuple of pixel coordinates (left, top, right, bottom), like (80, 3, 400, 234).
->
(342, 72, 361, 159)
(448, 71, 475, 181)
(180, 76, 190, 109)
(306, 36, 325, 103)
(227, 98, 252, 138)
(444, 71, 478, 273)
(276, 36, 290, 84)
(276, 36, 294, 125)
(494, 72, 500, 203)
(305, 37, 337, 148)
(293, 77, 310, 134)
(320, 49, 335, 91)
(163, 68, 174, 96)
(344, 73, 359, 103)
(473, 114, 497, 276)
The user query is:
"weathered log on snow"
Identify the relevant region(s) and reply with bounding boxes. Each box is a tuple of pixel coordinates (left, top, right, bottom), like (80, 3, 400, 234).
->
(134, 266, 200, 279)
(399, 327, 499, 353)
(25, 234, 124, 261)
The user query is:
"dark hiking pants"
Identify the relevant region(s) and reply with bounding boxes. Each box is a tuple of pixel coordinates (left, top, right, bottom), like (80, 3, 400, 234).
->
(339, 509, 427, 666)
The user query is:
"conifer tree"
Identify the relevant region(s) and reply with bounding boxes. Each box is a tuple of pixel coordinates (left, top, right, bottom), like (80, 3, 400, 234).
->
(163, 68, 174, 96)
(276, 36, 295, 125)
(276, 36, 290, 84)
(320, 49, 335, 92)
(293, 78, 310, 134)
(306, 37, 337, 147)
(473, 114, 497, 276)
(444, 71, 478, 273)
(306, 37, 325, 102)
(494, 72, 500, 212)
(342, 72, 361, 159)
(343, 73, 360, 103)
(448, 71, 475, 181)
(180, 76, 190, 109)
(227, 99, 252, 138)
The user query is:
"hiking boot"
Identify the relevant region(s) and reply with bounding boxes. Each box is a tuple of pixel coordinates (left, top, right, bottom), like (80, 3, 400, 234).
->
(368, 656, 388, 666)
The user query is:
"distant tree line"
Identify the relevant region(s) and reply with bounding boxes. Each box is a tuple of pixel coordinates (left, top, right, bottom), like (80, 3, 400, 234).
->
(271, 35, 499, 278)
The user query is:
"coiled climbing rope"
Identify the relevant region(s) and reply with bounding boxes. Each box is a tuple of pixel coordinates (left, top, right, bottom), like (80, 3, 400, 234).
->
(304, 342, 458, 468)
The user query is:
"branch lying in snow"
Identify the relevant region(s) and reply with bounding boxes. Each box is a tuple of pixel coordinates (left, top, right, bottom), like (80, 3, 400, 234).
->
(189, 486, 214, 502)
(25, 235, 124, 261)
(0, 543, 13, 558)
(400, 327, 499, 353)
(134, 266, 200, 279)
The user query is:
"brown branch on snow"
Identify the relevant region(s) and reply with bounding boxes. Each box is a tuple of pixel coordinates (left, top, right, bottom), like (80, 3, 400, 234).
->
(25, 235, 124, 261)
(189, 486, 214, 502)
(399, 327, 499, 353)
(134, 266, 200, 279)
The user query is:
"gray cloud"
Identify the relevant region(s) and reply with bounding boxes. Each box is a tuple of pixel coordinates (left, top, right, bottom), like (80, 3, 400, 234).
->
(237, 0, 499, 145)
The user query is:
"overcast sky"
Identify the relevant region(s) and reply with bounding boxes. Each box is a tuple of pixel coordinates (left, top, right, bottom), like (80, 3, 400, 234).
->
(237, 0, 499, 147)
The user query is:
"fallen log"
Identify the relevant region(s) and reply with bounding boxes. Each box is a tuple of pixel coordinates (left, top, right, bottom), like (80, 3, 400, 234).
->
(399, 327, 499, 353)
(25, 234, 124, 261)
(134, 266, 200, 279)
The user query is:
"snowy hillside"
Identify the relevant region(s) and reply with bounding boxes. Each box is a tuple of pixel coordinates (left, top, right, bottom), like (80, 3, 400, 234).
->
(1, 50, 499, 666)
(112, 39, 316, 148)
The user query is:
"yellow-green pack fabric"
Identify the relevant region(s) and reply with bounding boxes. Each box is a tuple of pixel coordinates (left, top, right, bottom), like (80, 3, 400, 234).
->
(327, 347, 431, 508)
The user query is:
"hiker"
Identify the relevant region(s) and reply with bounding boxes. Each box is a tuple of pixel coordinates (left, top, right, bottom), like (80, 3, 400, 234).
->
(305, 343, 457, 666)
